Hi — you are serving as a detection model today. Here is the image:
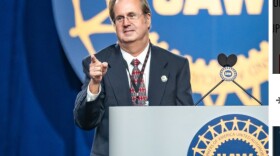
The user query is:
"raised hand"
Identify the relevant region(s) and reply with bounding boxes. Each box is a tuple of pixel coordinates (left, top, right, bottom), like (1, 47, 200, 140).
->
(89, 55, 108, 93)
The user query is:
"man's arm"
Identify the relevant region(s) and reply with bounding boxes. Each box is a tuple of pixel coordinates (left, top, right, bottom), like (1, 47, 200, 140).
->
(73, 56, 108, 130)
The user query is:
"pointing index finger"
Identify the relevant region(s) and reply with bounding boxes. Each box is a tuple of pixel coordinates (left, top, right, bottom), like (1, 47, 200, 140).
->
(91, 55, 98, 63)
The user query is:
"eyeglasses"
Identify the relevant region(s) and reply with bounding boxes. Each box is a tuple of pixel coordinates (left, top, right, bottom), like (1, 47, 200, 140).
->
(114, 13, 143, 24)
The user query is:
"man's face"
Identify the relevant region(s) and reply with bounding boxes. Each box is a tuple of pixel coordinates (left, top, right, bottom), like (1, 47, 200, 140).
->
(113, 0, 151, 44)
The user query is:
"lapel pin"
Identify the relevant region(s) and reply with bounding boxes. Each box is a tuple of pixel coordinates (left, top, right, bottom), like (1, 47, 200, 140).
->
(161, 75, 168, 82)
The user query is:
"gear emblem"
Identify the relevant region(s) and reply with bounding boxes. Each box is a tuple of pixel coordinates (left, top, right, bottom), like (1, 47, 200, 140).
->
(188, 114, 268, 156)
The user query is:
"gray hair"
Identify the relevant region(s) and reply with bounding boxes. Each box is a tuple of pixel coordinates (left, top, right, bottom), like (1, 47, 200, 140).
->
(109, 0, 151, 23)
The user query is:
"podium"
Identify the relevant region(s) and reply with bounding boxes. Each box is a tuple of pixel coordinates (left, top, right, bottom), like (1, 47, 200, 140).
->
(109, 106, 268, 156)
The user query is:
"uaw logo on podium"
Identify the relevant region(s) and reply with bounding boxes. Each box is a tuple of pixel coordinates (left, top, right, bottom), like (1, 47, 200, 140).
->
(187, 114, 268, 156)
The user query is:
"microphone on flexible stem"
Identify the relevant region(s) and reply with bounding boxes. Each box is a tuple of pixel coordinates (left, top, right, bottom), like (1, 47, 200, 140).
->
(194, 53, 227, 105)
(228, 55, 262, 105)
(231, 80, 262, 105)
(194, 79, 224, 106)
(194, 53, 263, 106)
(225, 54, 262, 105)
(227, 54, 237, 67)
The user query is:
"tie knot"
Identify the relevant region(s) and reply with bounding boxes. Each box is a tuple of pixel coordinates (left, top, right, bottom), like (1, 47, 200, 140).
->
(131, 59, 140, 67)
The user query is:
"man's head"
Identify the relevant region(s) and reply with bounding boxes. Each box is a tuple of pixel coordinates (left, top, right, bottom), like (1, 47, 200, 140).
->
(108, 0, 151, 50)
(109, 0, 151, 23)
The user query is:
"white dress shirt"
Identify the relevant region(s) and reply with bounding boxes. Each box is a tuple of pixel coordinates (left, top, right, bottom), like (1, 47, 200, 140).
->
(86, 44, 151, 102)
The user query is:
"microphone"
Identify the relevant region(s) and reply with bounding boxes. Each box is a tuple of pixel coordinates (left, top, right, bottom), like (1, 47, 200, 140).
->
(217, 53, 227, 67)
(227, 54, 237, 67)
(195, 53, 262, 105)
(217, 53, 237, 67)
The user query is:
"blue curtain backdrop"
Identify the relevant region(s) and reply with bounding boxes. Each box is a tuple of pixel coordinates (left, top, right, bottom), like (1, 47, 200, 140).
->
(0, 0, 93, 155)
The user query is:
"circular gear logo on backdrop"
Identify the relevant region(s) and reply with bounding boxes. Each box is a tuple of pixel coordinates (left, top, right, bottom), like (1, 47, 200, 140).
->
(187, 114, 269, 156)
(52, 0, 268, 105)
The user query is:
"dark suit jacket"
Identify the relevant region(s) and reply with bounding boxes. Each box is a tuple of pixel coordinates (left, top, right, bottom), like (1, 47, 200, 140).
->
(74, 44, 194, 156)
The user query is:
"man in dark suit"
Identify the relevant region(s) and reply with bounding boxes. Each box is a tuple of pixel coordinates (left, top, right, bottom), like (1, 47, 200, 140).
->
(74, 0, 194, 156)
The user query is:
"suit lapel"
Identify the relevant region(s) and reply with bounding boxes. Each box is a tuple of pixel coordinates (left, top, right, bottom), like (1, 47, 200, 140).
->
(148, 46, 169, 106)
(106, 46, 132, 106)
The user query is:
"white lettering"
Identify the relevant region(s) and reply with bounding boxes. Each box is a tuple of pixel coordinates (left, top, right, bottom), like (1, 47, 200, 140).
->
(183, 0, 223, 15)
(152, 0, 264, 16)
(244, 0, 264, 14)
(153, 0, 184, 15)
(224, 0, 243, 15)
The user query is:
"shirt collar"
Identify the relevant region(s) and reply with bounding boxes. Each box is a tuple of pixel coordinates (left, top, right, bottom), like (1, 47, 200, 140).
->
(121, 43, 150, 66)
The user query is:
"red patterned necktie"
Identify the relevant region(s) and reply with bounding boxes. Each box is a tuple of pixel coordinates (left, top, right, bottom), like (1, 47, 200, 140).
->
(130, 59, 147, 105)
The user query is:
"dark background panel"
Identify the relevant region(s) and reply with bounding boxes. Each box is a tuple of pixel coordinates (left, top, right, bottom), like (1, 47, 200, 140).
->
(274, 126, 280, 156)
(273, 0, 280, 73)
(0, 0, 93, 155)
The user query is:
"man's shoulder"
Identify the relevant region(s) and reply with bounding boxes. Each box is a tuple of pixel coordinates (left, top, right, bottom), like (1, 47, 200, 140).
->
(152, 44, 187, 62)
(97, 44, 118, 55)
(82, 44, 118, 63)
